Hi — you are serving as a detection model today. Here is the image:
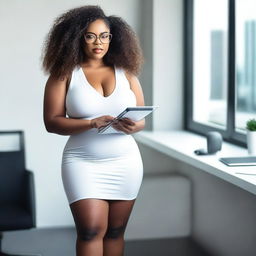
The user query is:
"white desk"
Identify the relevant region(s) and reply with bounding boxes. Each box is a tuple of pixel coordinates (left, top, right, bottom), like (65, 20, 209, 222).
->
(134, 130, 256, 195)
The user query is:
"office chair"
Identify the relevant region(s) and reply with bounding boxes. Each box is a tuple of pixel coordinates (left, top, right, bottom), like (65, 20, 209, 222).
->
(0, 131, 39, 256)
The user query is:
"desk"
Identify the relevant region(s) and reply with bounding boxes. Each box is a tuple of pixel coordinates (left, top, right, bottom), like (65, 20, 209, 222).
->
(134, 130, 256, 196)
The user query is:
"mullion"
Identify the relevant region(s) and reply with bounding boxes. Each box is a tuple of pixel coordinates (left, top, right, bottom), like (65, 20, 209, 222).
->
(232, 0, 246, 146)
(227, 0, 236, 139)
(184, 0, 194, 130)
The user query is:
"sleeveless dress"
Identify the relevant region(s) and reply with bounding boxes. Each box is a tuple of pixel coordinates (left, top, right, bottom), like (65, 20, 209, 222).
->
(61, 66, 143, 205)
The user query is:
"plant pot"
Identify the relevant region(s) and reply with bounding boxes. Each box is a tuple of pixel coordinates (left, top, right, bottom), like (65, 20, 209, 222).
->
(247, 130, 256, 155)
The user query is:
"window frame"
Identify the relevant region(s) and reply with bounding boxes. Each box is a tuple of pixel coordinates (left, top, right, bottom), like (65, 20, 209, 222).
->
(184, 0, 246, 147)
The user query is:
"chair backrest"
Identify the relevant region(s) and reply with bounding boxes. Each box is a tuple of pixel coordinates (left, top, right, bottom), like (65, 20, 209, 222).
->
(0, 131, 26, 204)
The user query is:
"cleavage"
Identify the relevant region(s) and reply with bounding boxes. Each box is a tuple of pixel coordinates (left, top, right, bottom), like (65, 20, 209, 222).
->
(83, 67, 116, 97)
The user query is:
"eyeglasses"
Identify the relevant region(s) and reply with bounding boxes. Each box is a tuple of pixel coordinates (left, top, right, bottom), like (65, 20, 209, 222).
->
(84, 32, 112, 44)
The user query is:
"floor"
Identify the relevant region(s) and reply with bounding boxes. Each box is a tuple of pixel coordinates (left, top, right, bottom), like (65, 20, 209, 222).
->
(1, 227, 212, 256)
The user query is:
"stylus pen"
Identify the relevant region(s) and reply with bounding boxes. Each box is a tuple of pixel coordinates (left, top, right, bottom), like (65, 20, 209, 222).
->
(235, 172, 256, 176)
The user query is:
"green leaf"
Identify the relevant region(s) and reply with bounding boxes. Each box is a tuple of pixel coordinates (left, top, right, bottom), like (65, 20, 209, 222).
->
(246, 119, 256, 131)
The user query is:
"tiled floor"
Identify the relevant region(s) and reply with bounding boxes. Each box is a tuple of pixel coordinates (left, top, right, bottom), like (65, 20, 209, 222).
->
(1, 227, 212, 256)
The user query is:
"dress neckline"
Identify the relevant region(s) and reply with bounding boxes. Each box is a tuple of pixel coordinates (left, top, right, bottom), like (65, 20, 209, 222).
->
(80, 65, 117, 99)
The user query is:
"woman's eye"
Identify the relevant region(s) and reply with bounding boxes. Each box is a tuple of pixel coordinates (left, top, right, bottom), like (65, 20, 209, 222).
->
(85, 34, 94, 39)
(101, 34, 109, 38)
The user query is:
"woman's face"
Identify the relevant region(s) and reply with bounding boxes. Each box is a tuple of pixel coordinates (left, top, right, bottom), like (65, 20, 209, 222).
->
(83, 19, 111, 60)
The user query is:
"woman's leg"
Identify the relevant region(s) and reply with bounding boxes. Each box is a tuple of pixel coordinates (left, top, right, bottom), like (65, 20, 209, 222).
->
(70, 198, 109, 256)
(103, 199, 136, 256)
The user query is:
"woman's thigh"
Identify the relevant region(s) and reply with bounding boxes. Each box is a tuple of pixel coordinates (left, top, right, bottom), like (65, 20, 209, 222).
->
(104, 199, 136, 239)
(70, 198, 109, 241)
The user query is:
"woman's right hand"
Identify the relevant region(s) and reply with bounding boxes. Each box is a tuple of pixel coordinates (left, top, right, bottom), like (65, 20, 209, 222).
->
(90, 115, 115, 129)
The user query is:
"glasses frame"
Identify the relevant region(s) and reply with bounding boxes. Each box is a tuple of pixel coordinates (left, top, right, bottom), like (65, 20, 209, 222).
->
(84, 32, 112, 44)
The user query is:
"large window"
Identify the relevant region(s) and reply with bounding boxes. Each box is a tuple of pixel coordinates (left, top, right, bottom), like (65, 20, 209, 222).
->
(185, 0, 256, 146)
(235, 0, 256, 132)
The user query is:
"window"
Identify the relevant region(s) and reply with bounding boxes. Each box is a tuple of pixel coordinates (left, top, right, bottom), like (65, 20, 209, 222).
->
(235, 0, 256, 132)
(185, 0, 256, 146)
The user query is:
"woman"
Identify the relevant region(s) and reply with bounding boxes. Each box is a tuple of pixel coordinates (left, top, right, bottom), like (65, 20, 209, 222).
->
(42, 5, 145, 256)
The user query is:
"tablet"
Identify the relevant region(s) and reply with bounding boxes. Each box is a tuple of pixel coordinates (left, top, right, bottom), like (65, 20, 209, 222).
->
(219, 156, 256, 166)
(98, 106, 158, 134)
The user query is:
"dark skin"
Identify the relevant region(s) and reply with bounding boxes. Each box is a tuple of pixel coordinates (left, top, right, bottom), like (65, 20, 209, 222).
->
(43, 19, 145, 256)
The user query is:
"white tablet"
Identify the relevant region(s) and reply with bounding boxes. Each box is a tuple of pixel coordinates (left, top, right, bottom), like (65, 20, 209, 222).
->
(98, 106, 158, 134)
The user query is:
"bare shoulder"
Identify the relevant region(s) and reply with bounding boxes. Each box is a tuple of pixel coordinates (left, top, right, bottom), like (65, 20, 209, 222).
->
(123, 69, 144, 106)
(123, 70, 141, 91)
(45, 74, 72, 96)
(124, 70, 139, 84)
(46, 74, 69, 87)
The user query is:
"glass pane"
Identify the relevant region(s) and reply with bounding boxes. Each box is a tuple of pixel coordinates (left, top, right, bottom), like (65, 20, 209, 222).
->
(193, 0, 228, 128)
(235, 0, 256, 132)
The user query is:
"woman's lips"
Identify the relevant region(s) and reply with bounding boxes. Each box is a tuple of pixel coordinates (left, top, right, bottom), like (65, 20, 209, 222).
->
(92, 48, 103, 54)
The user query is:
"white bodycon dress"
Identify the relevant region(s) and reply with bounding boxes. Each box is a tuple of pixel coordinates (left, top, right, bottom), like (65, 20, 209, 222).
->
(61, 66, 143, 205)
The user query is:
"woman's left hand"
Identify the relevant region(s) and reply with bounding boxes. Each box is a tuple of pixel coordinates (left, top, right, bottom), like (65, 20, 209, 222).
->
(112, 118, 145, 134)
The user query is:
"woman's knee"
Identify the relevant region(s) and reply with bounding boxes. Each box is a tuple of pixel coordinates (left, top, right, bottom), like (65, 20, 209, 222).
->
(77, 226, 106, 241)
(70, 199, 109, 241)
(104, 225, 126, 239)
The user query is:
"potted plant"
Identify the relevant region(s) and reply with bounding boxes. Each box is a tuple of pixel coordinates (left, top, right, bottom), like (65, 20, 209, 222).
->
(246, 119, 256, 155)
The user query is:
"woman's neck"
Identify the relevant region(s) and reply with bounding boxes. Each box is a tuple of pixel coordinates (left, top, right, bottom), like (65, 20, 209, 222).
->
(83, 59, 105, 69)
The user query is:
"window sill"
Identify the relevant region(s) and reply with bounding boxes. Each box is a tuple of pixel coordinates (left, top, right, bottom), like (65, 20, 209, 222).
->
(134, 130, 256, 196)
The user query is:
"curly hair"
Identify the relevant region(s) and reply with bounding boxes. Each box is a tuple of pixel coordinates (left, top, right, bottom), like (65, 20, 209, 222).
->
(42, 5, 144, 78)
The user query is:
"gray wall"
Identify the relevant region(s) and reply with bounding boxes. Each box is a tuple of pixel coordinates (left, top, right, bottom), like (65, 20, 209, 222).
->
(138, 0, 154, 130)
(138, 0, 184, 131)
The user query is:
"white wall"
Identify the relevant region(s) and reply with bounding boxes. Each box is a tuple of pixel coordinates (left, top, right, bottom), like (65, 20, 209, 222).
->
(0, 0, 141, 227)
(152, 0, 183, 130)
(138, 0, 184, 131)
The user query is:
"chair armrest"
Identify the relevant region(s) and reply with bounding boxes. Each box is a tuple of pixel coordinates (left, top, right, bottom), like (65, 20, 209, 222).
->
(24, 170, 36, 227)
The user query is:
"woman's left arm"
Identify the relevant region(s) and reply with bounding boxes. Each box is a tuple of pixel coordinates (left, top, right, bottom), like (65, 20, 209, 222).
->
(112, 72, 145, 134)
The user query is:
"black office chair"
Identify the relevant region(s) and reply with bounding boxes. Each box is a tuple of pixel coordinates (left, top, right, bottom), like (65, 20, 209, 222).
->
(0, 131, 38, 256)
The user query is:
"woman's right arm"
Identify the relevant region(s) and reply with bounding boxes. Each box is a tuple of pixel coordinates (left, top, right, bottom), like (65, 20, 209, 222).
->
(43, 75, 114, 135)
